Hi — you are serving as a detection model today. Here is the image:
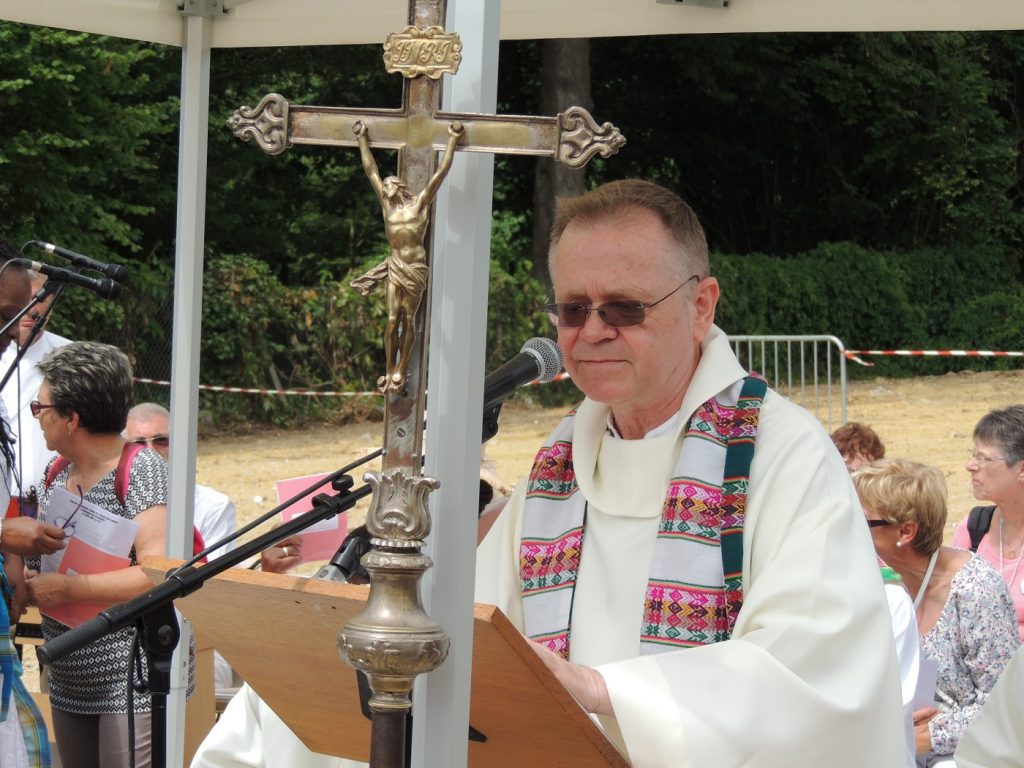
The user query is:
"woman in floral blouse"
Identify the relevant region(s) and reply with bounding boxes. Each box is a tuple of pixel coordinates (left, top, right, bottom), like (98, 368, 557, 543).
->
(854, 458, 1020, 767)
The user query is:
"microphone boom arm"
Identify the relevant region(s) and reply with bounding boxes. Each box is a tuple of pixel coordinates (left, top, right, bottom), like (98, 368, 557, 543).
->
(37, 479, 372, 665)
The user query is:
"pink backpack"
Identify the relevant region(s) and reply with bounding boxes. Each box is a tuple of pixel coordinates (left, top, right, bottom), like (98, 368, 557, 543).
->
(45, 442, 207, 561)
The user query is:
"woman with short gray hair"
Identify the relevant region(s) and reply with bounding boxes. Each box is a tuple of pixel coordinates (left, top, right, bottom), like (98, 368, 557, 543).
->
(24, 341, 169, 768)
(952, 404, 1024, 641)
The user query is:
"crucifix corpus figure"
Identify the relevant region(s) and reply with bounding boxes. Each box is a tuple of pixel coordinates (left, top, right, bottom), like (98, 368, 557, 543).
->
(350, 119, 465, 394)
(227, 6, 624, 763)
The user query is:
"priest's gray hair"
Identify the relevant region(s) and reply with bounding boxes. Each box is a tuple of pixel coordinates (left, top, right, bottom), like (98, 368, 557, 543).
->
(547, 179, 710, 283)
(38, 341, 133, 434)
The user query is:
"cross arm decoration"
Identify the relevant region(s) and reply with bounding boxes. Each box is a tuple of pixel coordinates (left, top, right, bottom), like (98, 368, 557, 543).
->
(227, 21, 624, 466)
(229, 94, 625, 169)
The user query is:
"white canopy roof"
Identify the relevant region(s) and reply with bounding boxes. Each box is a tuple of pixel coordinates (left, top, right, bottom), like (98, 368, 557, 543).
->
(1, 0, 1022, 49)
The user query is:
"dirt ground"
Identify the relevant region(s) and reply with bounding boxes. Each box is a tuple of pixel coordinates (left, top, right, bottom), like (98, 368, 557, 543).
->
(197, 368, 1024, 544)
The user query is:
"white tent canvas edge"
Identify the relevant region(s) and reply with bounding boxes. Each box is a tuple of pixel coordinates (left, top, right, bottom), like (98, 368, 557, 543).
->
(1, 0, 1024, 48)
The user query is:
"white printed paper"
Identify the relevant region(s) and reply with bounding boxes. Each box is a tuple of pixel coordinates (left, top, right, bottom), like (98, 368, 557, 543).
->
(39, 486, 139, 627)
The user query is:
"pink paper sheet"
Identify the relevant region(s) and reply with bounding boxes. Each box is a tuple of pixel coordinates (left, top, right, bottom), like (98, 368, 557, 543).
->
(275, 473, 348, 562)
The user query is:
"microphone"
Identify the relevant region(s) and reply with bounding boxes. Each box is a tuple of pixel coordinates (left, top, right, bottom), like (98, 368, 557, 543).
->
(483, 337, 563, 410)
(13, 259, 121, 300)
(27, 240, 129, 283)
(317, 339, 564, 583)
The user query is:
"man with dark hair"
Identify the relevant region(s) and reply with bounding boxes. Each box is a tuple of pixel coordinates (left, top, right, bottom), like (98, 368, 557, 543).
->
(0, 268, 73, 503)
(0, 234, 55, 768)
(0, 238, 66, 552)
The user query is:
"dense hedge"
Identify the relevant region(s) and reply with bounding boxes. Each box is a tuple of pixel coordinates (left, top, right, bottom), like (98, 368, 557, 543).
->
(175, 237, 1022, 425)
(714, 241, 1023, 376)
(193, 244, 550, 425)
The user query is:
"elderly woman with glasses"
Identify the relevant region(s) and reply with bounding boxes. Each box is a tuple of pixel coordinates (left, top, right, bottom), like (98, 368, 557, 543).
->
(23, 342, 170, 768)
(951, 405, 1024, 641)
(853, 458, 1019, 766)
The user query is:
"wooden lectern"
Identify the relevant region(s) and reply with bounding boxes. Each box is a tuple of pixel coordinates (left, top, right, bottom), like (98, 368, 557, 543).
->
(145, 557, 626, 767)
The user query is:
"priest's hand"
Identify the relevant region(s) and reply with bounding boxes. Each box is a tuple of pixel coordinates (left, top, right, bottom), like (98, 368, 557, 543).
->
(528, 639, 613, 716)
(0, 517, 66, 555)
(913, 706, 938, 753)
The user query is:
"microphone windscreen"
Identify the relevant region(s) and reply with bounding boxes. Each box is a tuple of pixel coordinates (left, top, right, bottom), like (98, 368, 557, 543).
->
(521, 337, 563, 382)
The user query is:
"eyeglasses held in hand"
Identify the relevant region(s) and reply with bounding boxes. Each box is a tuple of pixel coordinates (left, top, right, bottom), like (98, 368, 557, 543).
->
(544, 274, 700, 329)
(129, 435, 170, 448)
(56, 485, 85, 534)
(29, 400, 56, 418)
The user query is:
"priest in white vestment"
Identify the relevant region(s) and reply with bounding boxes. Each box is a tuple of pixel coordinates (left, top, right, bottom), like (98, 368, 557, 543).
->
(473, 180, 906, 768)
(954, 644, 1024, 768)
(193, 179, 906, 768)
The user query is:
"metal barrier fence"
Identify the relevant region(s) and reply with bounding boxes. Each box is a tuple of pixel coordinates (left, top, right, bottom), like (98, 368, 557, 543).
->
(729, 335, 848, 432)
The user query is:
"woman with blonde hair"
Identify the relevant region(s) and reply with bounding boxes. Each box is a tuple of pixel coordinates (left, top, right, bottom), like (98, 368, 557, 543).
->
(853, 458, 1019, 766)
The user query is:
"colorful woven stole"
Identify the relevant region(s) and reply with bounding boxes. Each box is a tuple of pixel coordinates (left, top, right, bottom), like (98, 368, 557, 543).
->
(520, 375, 767, 659)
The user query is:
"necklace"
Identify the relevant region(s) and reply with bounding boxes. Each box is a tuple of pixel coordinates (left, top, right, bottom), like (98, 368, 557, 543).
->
(999, 514, 1024, 589)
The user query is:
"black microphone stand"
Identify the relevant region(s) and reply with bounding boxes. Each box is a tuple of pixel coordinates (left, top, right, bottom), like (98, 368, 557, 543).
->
(37, 364, 530, 768)
(135, 599, 179, 768)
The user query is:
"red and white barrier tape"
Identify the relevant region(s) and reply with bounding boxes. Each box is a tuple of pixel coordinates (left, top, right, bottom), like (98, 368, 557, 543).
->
(133, 371, 574, 398)
(844, 349, 1024, 367)
(133, 377, 375, 397)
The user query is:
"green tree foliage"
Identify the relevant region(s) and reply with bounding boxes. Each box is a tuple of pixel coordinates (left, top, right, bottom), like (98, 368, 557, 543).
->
(0, 24, 179, 341)
(204, 44, 401, 285)
(713, 239, 1023, 376)
(948, 287, 1024, 369)
(3, 24, 1024, 422)
(587, 32, 1023, 255)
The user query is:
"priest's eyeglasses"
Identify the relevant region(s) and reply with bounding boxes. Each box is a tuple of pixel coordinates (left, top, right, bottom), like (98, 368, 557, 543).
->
(545, 274, 700, 328)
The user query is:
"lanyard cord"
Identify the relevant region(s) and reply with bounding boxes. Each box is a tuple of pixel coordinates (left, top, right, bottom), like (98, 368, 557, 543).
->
(913, 548, 940, 611)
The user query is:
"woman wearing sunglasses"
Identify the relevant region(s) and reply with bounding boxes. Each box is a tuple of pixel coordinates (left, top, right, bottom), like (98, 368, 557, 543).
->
(853, 459, 1019, 767)
(23, 341, 172, 768)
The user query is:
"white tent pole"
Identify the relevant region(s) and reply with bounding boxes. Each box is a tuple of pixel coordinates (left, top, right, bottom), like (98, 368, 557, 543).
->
(165, 10, 212, 768)
(414, 1, 500, 766)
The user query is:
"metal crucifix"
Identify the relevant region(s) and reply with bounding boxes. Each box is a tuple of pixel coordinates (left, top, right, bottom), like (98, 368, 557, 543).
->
(229, 1, 623, 765)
